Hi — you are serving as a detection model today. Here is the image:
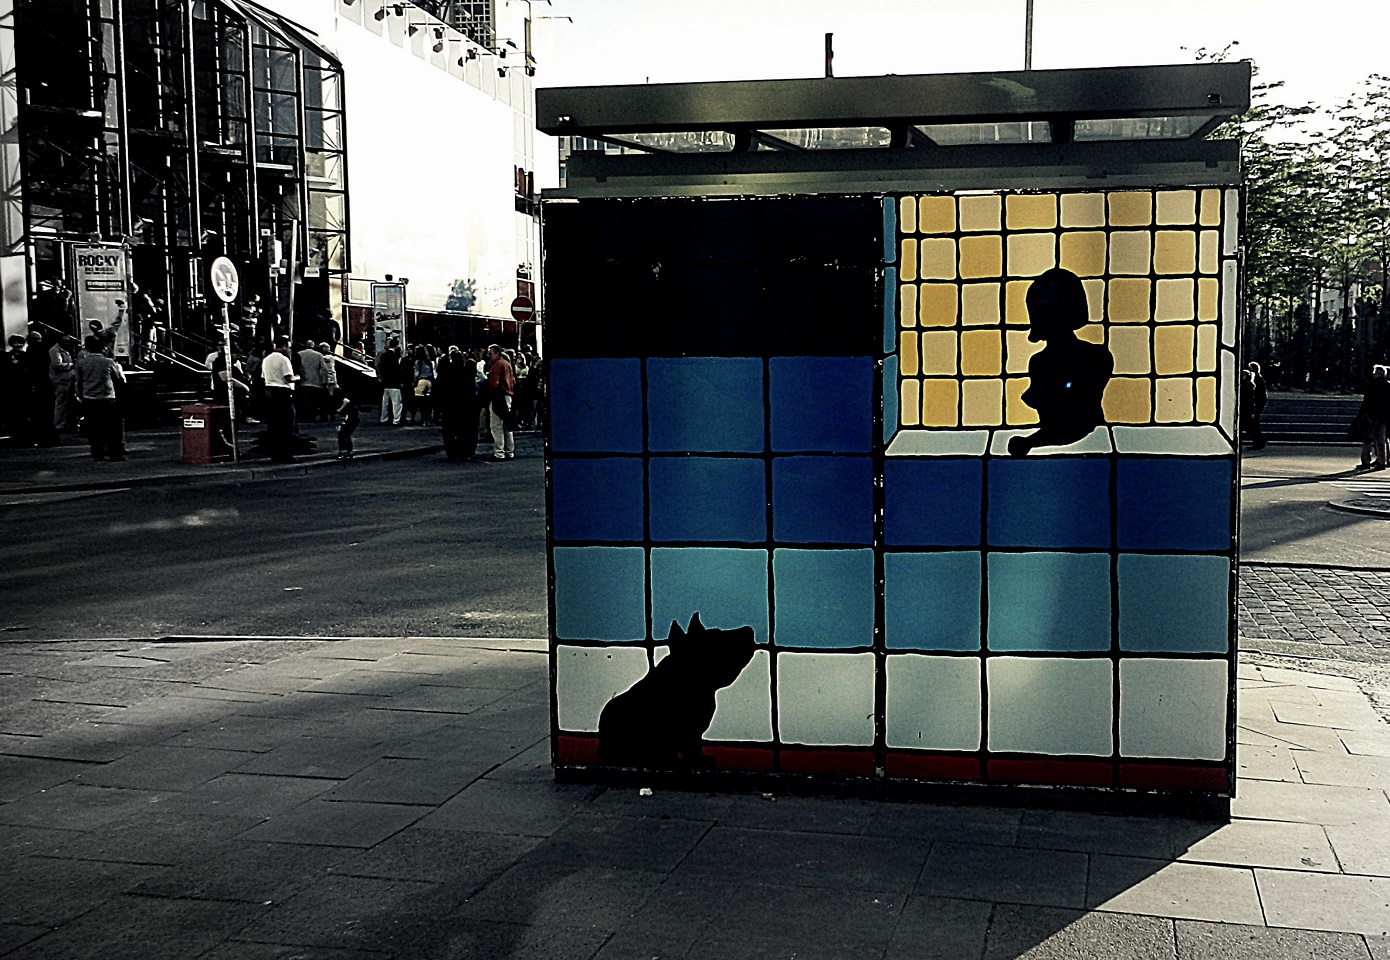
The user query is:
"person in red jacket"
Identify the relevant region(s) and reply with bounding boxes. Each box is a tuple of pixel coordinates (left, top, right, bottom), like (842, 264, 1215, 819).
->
(485, 343, 515, 461)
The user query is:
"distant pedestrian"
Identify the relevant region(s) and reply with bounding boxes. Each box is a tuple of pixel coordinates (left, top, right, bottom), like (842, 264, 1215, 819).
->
(23, 332, 59, 447)
(261, 336, 299, 462)
(436, 345, 476, 461)
(48, 335, 78, 433)
(1241, 361, 1267, 451)
(375, 337, 404, 425)
(334, 392, 359, 459)
(297, 341, 328, 421)
(1356, 365, 1390, 471)
(484, 343, 515, 461)
(73, 335, 125, 461)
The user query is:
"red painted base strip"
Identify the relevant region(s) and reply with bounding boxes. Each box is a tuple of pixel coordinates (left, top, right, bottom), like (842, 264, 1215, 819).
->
(704, 746, 776, 772)
(778, 748, 876, 776)
(988, 758, 1114, 787)
(1119, 762, 1230, 792)
(554, 734, 600, 766)
(884, 753, 982, 781)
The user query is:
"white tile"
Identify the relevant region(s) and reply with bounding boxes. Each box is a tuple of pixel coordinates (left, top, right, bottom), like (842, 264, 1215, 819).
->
(1111, 425, 1232, 455)
(1219, 349, 1237, 436)
(1222, 189, 1240, 255)
(1120, 658, 1229, 761)
(776, 652, 876, 747)
(1221, 261, 1238, 347)
(554, 645, 649, 733)
(885, 655, 981, 751)
(885, 429, 991, 457)
(705, 649, 773, 743)
(987, 427, 1112, 457)
(987, 657, 1112, 757)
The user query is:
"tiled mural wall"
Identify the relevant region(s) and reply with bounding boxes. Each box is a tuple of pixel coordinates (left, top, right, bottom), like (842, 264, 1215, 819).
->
(543, 189, 1239, 796)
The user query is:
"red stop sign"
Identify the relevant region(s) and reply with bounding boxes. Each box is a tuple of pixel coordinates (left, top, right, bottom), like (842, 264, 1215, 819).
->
(510, 296, 535, 322)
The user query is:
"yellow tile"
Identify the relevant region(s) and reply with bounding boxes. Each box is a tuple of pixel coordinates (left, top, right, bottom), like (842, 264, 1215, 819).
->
(1005, 378, 1039, 425)
(958, 194, 1001, 232)
(921, 379, 960, 427)
(1107, 278, 1152, 323)
(900, 239, 918, 282)
(1058, 231, 1107, 277)
(899, 196, 918, 234)
(1109, 326, 1152, 375)
(899, 331, 920, 376)
(1109, 231, 1152, 276)
(1199, 188, 1222, 227)
(1196, 377, 1217, 422)
(1154, 279, 1195, 322)
(1005, 280, 1032, 326)
(1197, 279, 1219, 322)
(1006, 194, 1057, 230)
(920, 283, 959, 327)
(1196, 325, 1217, 372)
(1155, 377, 1195, 423)
(920, 195, 957, 234)
(1082, 280, 1105, 322)
(1007, 233, 1057, 277)
(961, 283, 1002, 326)
(1154, 325, 1195, 375)
(960, 330, 1002, 376)
(920, 238, 957, 281)
(900, 379, 921, 427)
(962, 379, 1003, 426)
(1199, 230, 1220, 274)
(1005, 329, 1042, 373)
(1076, 323, 1105, 345)
(959, 235, 1002, 279)
(1103, 377, 1152, 424)
(1155, 190, 1197, 226)
(1154, 231, 1197, 275)
(1108, 191, 1153, 227)
(1060, 192, 1106, 228)
(899, 283, 919, 328)
(920, 330, 958, 375)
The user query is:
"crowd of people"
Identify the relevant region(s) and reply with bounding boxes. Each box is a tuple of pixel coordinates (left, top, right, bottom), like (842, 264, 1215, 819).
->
(2, 328, 128, 460)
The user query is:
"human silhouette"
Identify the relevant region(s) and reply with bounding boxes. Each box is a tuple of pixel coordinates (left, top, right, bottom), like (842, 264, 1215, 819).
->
(1008, 268, 1113, 457)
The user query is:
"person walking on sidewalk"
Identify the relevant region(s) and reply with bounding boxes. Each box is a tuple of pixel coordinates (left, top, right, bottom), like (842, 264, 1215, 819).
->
(375, 337, 404, 426)
(333, 392, 359, 460)
(261, 337, 299, 463)
(48, 335, 77, 433)
(485, 343, 515, 461)
(1240, 361, 1267, 450)
(1357, 365, 1390, 471)
(73, 335, 126, 461)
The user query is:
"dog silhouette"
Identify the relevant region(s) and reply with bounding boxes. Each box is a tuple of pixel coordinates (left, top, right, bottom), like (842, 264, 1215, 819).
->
(597, 612, 756, 768)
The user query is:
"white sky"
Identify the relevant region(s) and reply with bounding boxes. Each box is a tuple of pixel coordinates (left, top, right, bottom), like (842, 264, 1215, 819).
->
(534, 0, 1386, 113)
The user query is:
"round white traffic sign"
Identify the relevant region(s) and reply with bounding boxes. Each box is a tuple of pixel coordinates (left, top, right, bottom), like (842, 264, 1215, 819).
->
(210, 257, 240, 303)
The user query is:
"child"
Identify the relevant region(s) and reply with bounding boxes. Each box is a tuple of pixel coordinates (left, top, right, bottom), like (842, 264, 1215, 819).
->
(335, 393, 359, 459)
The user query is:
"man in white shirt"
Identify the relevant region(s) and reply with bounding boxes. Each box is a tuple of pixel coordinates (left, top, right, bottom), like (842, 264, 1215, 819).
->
(261, 337, 299, 462)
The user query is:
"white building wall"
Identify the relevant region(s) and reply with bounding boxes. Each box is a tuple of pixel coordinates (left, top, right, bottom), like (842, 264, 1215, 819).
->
(259, 0, 539, 318)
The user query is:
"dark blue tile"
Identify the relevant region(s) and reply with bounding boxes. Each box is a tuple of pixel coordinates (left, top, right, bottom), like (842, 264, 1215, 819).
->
(987, 459, 1111, 549)
(647, 357, 764, 453)
(649, 457, 767, 542)
(769, 357, 875, 453)
(772, 457, 874, 545)
(773, 549, 876, 649)
(1116, 458, 1234, 552)
(883, 459, 984, 547)
(548, 358, 644, 453)
(550, 458, 645, 543)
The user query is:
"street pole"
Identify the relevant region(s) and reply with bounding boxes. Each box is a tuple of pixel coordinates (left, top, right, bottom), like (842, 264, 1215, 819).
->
(1024, 0, 1033, 70)
(223, 303, 239, 464)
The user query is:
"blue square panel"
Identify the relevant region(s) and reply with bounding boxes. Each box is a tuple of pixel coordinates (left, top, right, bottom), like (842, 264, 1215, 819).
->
(651, 547, 769, 643)
(647, 358, 764, 453)
(553, 546, 647, 642)
(773, 549, 876, 649)
(551, 458, 644, 542)
(884, 552, 983, 651)
(769, 356, 874, 453)
(1119, 554, 1231, 653)
(987, 552, 1112, 652)
(772, 457, 874, 545)
(1117, 458, 1233, 552)
(987, 459, 1111, 549)
(548, 358, 644, 453)
(649, 457, 767, 543)
(884, 459, 983, 547)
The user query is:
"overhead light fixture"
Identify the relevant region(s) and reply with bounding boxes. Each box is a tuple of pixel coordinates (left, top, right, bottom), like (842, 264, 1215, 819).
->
(407, 22, 419, 35)
(432, 27, 445, 52)
(498, 65, 508, 77)
(457, 46, 479, 66)
(525, 65, 535, 77)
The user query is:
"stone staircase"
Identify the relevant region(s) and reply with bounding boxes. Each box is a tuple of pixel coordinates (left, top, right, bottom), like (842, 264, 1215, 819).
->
(1259, 391, 1362, 445)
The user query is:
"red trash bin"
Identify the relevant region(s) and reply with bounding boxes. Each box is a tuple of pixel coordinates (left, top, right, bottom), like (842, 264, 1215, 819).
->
(181, 403, 232, 464)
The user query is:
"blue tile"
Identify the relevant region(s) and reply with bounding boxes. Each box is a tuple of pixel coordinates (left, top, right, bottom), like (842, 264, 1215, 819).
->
(884, 459, 984, 547)
(1119, 554, 1231, 653)
(1117, 459, 1234, 552)
(773, 549, 876, 649)
(882, 356, 900, 446)
(769, 357, 875, 453)
(987, 552, 1112, 652)
(553, 547, 647, 642)
(647, 357, 764, 453)
(649, 457, 767, 542)
(883, 197, 897, 264)
(550, 458, 645, 542)
(987, 459, 1111, 549)
(772, 457, 874, 545)
(548, 358, 644, 454)
(884, 552, 983, 651)
(884, 267, 898, 355)
(651, 547, 769, 644)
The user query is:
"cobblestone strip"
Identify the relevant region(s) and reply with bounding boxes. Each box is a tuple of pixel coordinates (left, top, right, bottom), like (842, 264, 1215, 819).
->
(1240, 564, 1390, 656)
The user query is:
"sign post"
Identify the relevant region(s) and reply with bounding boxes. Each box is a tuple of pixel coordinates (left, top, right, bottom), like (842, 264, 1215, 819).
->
(209, 257, 241, 464)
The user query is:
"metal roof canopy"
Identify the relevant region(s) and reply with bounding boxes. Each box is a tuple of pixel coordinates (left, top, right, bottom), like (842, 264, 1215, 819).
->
(537, 62, 1251, 196)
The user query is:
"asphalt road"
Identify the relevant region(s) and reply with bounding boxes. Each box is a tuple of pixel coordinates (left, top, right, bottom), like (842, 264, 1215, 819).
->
(0, 441, 548, 642)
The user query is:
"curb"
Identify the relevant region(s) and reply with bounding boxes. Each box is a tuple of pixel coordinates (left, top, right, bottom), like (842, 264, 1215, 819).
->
(1329, 497, 1390, 519)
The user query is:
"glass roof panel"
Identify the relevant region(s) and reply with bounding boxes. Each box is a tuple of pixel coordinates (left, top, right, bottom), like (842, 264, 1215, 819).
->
(1073, 116, 1210, 141)
(915, 122, 1051, 145)
(607, 131, 735, 153)
(759, 126, 892, 150)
